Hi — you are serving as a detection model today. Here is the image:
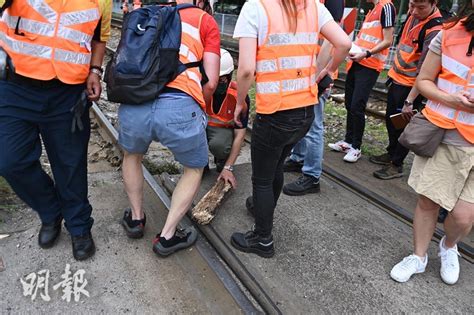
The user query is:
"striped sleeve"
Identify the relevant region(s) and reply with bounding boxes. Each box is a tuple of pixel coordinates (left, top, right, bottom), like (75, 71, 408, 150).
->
(380, 3, 396, 28)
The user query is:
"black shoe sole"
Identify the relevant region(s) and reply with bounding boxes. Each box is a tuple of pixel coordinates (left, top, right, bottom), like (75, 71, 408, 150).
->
(282, 186, 320, 196)
(373, 172, 403, 180)
(121, 219, 144, 239)
(230, 237, 275, 258)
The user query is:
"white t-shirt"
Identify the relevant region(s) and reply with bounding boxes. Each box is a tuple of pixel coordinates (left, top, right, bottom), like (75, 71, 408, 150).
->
(233, 0, 334, 46)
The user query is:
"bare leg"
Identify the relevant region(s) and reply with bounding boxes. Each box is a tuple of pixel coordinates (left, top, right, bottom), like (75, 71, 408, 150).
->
(122, 151, 145, 220)
(160, 167, 203, 239)
(413, 194, 439, 258)
(444, 199, 474, 248)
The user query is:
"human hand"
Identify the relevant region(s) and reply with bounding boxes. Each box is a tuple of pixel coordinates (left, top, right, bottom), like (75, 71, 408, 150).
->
(449, 90, 474, 112)
(217, 169, 237, 189)
(86, 72, 102, 102)
(349, 51, 367, 63)
(234, 101, 248, 128)
(401, 103, 415, 121)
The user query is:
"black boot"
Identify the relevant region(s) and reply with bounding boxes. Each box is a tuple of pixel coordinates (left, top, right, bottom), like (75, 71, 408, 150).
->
(72, 232, 96, 261)
(38, 217, 62, 249)
(283, 158, 303, 172)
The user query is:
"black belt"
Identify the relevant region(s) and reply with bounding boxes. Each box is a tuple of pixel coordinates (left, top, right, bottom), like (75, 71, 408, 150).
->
(7, 70, 66, 88)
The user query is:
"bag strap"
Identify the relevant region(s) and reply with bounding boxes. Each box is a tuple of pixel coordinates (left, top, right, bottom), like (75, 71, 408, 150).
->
(415, 17, 443, 53)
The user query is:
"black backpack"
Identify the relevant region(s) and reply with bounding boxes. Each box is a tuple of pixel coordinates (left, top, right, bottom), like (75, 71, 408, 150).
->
(105, 4, 201, 105)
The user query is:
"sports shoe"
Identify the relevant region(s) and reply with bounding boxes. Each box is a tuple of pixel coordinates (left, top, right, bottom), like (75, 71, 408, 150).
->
(439, 236, 461, 285)
(121, 208, 146, 239)
(373, 164, 403, 180)
(152, 226, 198, 257)
(390, 254, 428, 283)
(283, 174, 320, 196)
(343, 147, 361, 163)
(328, 140, 352, 153)
(231, 229, 274, 258)
(369, 153, 391, 165)
(283, 159, 303, 172)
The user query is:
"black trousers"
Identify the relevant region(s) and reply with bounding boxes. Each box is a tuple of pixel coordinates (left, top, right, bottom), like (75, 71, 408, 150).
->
(385, 82, 423, 166)
(344, 62, 380, 149)
(251, 106, 314, 237)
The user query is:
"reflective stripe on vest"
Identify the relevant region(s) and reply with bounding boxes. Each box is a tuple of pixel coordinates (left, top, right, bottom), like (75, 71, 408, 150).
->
(0, 0, 100, 84)
(424, 20, 474, 143)
(166, 8, 206, 109)
(348, 0, 392, 72)
(255, 0, 319, 114)
(388, 10, 443, 86)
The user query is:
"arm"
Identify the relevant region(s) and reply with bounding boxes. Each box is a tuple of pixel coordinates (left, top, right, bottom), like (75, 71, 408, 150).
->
(349, 27, 394, 62)
(202, 51, 220, 106)
(318, 21, 351, 81)
(86, 40, 106, 101)
(234, 37, 256, 127)
(217, 128, 246, 188)
(416, 51, 474, 112)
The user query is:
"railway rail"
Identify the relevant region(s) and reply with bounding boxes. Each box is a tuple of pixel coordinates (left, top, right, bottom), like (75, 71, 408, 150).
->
(96, 17, 472, 311)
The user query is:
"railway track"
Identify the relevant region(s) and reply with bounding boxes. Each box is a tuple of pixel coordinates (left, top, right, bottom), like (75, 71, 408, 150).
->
(98, 20, 471, 309)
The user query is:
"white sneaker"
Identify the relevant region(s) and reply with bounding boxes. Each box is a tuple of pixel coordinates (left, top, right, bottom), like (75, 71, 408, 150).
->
(328, 140, 352, 153)
(439, 236, 461, 285)
(343, 147, 361, 162)
(390, 254, 428, 283)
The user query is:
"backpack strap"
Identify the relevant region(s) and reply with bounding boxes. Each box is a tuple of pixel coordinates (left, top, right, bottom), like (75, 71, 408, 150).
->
(415, 17, 444, 53)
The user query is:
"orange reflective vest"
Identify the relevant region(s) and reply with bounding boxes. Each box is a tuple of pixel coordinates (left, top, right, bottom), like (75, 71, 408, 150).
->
(255, 0, 319, 114)
(347, 0, 392, 72)
(423, 20, 474, 144)
(0, 0, 102, 84)
(388, 9, 442, 86)
(166, 7, 207, 109)
(206, 81, 238, 128)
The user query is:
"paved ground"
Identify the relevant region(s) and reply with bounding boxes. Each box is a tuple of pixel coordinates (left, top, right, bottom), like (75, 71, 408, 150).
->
(200, 163, 474, 314)
(0, 132, 242, 314)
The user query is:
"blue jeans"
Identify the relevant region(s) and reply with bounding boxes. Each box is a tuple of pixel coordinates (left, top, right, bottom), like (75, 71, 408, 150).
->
(289, 93, 328, 178)
(251, 105, 315, 236)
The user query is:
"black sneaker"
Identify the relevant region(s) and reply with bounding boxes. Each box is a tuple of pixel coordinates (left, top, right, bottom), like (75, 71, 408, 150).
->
(373, 164, 403, 180)
(283, 159, 303, 172)
(246, 196, 255, 217)
(369, 153, 391, 165)
(152, 227, 198, 257)
(121, 208, 146, 239)
(283, 174, 320, 196)
(231, 230, 274, 258)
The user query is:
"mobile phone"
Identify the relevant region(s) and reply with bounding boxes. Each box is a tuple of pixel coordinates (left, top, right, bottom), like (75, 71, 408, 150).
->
(318, 74, 333, 96)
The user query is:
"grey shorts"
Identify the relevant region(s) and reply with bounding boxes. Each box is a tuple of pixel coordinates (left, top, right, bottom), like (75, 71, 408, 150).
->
(118, 93, 208, 168)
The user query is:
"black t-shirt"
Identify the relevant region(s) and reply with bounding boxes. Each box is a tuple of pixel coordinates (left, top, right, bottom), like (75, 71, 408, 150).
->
(380, 3, 396, 28)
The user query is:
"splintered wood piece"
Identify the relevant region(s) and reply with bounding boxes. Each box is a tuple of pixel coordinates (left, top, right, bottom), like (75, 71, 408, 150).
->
(192, 180, 232, 225)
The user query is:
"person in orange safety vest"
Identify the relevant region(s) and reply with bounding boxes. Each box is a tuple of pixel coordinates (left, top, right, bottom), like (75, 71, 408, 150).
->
(0, 0, 111, 261)
(390, 2, 474, 285)
(205, 49, 249, 189)
(231, 0, 351, 257)
(328, 0, 395, 163)
(371, 0, 444, 180)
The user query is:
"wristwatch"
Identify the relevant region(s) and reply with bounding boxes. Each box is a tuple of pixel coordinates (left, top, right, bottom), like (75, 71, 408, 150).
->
(404, 100, 414, 107)
(365, 50, 372, 58)
(223, 165, 234, 172)
(89, 68, 103, 78)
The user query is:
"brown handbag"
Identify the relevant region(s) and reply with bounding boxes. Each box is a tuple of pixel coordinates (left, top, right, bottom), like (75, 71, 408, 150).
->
(398, 112, 446, 157)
